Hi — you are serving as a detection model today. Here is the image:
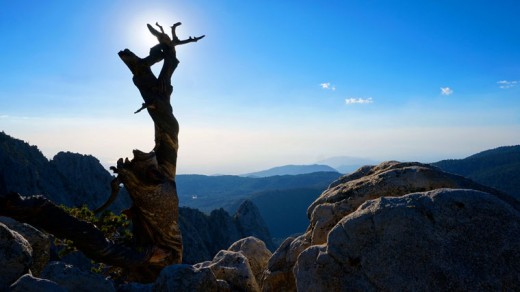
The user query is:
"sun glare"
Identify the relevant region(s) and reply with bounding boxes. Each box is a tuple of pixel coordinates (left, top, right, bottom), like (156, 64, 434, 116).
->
(127, 9, 179, 54)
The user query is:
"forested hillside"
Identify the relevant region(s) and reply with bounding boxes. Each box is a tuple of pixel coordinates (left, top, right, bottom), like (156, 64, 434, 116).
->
(432, 145, 520, 200)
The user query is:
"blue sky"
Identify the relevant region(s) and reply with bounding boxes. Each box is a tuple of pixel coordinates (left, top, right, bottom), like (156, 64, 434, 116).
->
(1, 0, 519, 174)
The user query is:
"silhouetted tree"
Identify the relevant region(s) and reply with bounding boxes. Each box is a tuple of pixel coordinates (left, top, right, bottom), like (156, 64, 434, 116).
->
(0, 22, 204, 283)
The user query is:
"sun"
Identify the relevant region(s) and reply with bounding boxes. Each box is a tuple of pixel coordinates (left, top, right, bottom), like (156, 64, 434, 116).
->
(127, 9, 179, 54)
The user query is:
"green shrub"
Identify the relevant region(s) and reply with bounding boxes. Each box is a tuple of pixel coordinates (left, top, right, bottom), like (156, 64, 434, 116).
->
(55, 205, 133, 278)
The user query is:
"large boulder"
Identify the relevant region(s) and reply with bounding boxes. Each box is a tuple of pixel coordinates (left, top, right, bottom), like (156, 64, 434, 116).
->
(189, 236, 272, 291)
(0, 216, 50, 276)
(294, 189, 520, 291)
(196, 250, 260, 292)
(41, 261, 115, 292)
(262, 161, 519, 291)
(228, 236, 272, 285)
(261, 235, 309, 292)
(0, 223, 32, 290)
(306, 161, 515, 245)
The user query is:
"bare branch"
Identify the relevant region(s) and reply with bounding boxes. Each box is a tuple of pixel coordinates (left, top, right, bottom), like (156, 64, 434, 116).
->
(93, 177, 121, 214)
(170, 22, 182, 42)
(155, 22, 165, 34)
(147, 23, 161, 38)
(147, 23, 171, 45)
(133, 102, 155, 114)
(176, 35, 205, 45)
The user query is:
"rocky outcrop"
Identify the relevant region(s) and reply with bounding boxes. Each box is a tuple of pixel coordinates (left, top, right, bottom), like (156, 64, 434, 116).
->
(196, 250, 260, 291)
(261, 235, 310, 291)
(0, 132, 130, 211)
(228, 237, 272, 285)
(50, 151, 128, 210)
(294, 189, 520, 291)
(180, 200, 274, 264)
(306, 161, 515, 246)
(0, 216, 50, 276)
(193, 236, 271, 291)
(0, 222, 32, 290)
(262, 161, 520, 291)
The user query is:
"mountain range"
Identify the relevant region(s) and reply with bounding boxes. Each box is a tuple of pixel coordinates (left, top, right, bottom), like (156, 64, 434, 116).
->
(1, 131, 519, 246)
(241, 164, 338, 177)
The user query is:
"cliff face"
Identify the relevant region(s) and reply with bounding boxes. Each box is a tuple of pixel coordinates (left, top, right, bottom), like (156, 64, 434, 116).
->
(0, 132, 61, 201)
(180, 200, 274, 264)
(0, 132, 130, 211)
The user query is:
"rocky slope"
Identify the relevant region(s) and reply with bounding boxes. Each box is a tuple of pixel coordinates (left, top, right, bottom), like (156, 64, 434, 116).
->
(2, 161, 520, 291)
(0, 132, 130, 211)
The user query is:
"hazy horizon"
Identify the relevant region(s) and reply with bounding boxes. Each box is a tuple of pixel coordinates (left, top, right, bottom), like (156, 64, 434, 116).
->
(1, 1, 519, 175)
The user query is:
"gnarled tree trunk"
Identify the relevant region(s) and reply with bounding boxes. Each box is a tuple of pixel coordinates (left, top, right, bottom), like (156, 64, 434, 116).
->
(0, 22, 204, 283)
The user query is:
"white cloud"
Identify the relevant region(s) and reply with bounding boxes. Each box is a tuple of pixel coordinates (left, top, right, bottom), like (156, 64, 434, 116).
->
(345, 97, 373, 105)
(440, 87, 453, 96)
(320, 82, 336, 90)
(497, 80, 518, 89)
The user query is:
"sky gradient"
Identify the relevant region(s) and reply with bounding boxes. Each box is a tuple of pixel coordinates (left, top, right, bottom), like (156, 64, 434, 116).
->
(1, 0, 519, 174)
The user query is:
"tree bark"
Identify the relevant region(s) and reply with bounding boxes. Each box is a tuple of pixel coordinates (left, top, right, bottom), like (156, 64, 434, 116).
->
(0, 22, 204, 283)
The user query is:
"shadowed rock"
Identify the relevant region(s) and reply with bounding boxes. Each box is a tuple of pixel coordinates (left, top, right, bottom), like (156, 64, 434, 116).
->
(41, 261, 115, 292)
(153, 264, 220, 292)
(0, 216, 50, 276)
(0, 223, 32, 290)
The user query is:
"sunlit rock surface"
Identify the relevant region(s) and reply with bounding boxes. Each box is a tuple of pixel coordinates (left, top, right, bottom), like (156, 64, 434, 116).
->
(295, 189, 520, 291)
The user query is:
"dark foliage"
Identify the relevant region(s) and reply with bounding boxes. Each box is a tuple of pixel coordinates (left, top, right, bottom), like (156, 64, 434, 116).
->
(432, 145, 520, 200)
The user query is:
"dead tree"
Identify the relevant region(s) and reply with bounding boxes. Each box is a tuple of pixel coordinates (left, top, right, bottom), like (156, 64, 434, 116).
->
(0, 22, 204, 283)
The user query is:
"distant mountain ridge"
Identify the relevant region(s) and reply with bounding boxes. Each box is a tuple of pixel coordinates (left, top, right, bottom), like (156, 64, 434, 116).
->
(432, 145, 520, 200)
(316, 156, 379, 174)
(242, 164, 338, 177)
(176, 171, 341, 212)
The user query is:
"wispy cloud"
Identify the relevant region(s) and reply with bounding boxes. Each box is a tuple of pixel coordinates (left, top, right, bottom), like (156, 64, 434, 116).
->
(497, 80, 518, 89)
(0, 114, 35, 120)
(345, 97, 373, 105)
(320, 82, 336, 91)
(440, 87, 453, 96)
